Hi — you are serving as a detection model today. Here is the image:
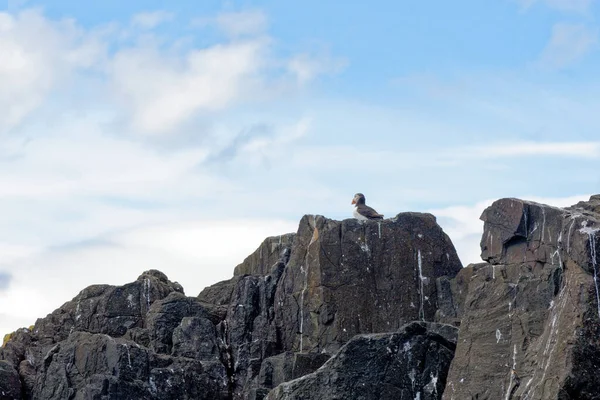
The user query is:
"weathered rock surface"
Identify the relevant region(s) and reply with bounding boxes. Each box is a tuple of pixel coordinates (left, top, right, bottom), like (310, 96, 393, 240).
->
(34, 331, 227, 400)
(0, 360, 21, 400)
(274, 214, 462, 354)
(35, 269, 184, 345)
(443, 196, 600, 400)
(1, 213, 462, 400)
(266, 321, 458, 400)
(234, 234, 295, 277)
(199, 213, 462, 398)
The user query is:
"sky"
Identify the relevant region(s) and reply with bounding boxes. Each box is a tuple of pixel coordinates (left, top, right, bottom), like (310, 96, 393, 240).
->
(1, 0, 599, 335)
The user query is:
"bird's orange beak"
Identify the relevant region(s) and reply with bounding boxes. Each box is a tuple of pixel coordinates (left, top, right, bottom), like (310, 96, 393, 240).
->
(351, 199, 356, 205)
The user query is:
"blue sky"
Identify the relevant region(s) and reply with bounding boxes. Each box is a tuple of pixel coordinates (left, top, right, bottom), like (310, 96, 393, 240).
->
(0, 0, 599, 334)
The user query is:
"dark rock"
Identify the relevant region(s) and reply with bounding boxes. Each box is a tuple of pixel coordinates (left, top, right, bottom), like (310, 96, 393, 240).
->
(198, 276, 244, 305)
(480, 197, 598, 272)
(0, 360, 21, 400)
(122, 327, 151, 347)
(234, 234, 295, 276)
(266, 322, 458, 400)
(435, 262, 486, 325)
(274, 214, 463, 354)
(32, 270, 184, 346)
(145, 292, 222, 355)
(0, 327, 32, 369)
(172, 317, 220, 361)
(2, 212, 463, 400)
(443, 195, 600, 399)
(30, 331, 227, 400)
(255, 352, 330, 395)
(222, 265, 287, 398)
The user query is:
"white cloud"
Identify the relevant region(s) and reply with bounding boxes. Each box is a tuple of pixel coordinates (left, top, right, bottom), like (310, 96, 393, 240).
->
(540, 23, 598, 69)
(131, 11, 174, 29)
(0, 8, 340, 136)
(287, 52, 347, 86)
(231, 117, 311, 166)
(0, 9, 105, 133)
(0, 243, 40, 265)
(287, 141, 600, 175)
(0, 119, 213, 199)
(109, 38, 268, 134)
(475, 141, 600, 158)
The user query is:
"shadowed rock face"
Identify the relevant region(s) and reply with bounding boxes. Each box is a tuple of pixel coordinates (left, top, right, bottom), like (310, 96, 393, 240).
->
(33, 331, 227, 400)
(442, 195, 600, 400)
(0, 213, 462, 400)
(265, 322, 458, 400)
(0, 359, 21, 399)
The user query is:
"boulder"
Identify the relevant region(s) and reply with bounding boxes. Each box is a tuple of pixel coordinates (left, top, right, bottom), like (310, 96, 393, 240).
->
(0, 360, 21, 400)
(145, 292, 224, 355)
(266, 321, 458, 400)
(250, 352, 330, 399)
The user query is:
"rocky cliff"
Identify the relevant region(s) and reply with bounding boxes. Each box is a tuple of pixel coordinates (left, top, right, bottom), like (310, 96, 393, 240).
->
(0, 212, 462, 399)
(2, 196, 599, 400)
(441, 195, 600, 400)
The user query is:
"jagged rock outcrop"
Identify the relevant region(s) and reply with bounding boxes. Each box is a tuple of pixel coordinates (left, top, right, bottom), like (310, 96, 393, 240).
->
(442, 195, 600, 400)
(274, 214, 462, 355)
(266, 321, 458, 400)
(1, 213, 463, 400)
(204, 213, 462, 397)
(234, 234, 295, 277)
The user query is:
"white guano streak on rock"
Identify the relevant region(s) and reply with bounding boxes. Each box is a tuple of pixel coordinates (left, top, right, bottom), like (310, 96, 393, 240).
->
(75, 300, 81, 321)
(127, 293, 135, 309)
(408, 368, 416, 392)
(122, 344, 132, 369)
(503, 344, 517, 400)
(429, 373, 438, 396)
(300, 227, 318, 353)
(418, 250, 425, 321)
(144, 278, 151, 310)
(504, 345, 517, 400)
(541, 207, 546, 242)
(580, 226, 600, 318)
(299, 264, 306, 353)
(524, 278, 569, 399)
(566, 214, 581, 253)
(523, 207, 528, 239)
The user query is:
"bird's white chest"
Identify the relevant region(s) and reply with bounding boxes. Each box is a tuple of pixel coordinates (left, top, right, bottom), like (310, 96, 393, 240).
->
(353, 207, 369, 221)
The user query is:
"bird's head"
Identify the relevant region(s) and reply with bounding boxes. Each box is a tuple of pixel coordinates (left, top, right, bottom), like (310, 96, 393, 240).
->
(351, 193, 366, 205)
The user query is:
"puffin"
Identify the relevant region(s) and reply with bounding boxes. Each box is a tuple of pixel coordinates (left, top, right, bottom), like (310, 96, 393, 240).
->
(351, 193, 384, 220)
